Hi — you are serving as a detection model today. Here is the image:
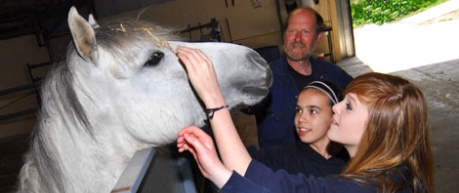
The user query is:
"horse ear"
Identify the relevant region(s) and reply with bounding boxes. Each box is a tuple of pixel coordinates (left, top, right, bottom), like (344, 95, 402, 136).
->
(88, 14, 100, 29)
(68, 6, 99, 62)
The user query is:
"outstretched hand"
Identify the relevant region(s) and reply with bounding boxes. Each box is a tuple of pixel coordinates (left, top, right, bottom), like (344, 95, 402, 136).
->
(177, 126, 232, 187)
(176, 46, 226, 108)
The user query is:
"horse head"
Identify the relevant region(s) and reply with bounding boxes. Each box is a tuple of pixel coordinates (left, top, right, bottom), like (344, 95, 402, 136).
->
(17, 6, 272, 193)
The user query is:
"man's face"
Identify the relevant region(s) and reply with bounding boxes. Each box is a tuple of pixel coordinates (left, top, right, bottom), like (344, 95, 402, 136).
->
(283, 11, 321, 61)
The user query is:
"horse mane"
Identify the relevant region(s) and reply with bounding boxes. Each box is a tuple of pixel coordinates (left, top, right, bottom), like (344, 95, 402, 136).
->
(20, 55, 93, 192)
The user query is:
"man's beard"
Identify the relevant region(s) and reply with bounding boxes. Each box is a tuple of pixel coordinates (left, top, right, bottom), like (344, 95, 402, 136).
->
(284, 42, 313, 61)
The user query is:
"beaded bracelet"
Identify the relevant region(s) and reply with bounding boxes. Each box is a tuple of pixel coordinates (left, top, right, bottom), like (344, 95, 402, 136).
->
(206, 105, 229, 119)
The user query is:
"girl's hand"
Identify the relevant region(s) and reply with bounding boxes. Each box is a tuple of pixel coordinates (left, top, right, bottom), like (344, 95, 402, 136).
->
(176, 46, 225, 108)
(177, 126, 232, 187)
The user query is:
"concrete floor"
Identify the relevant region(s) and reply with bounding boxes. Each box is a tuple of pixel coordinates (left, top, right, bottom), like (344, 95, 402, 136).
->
(337, 2, 459, 192)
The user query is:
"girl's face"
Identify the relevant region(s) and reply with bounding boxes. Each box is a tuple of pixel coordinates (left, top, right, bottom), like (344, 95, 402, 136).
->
(294, 89, 333, 150)
(328, 93, 368, 157)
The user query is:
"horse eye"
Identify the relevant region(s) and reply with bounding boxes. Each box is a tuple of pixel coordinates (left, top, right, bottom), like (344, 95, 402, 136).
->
(145, 52, 164, 66)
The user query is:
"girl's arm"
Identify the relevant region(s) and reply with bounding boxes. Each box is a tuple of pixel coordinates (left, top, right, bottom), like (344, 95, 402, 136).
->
(176, 46, 252, 175)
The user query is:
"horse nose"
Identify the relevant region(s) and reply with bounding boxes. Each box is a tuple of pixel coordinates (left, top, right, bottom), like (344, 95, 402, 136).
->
(259, 59, 273, 89)
(265, 67, 273, 88)
(249, 51, 273, 89)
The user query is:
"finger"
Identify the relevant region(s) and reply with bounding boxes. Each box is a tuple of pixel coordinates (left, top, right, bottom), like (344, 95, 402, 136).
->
(194, 49, 212, 66)
(177, 47, 201, 64)
(184, 133, 212, 154)
(178, 47, 209, 70)
(177, 141, 187, 152)
(178, 126, 199, 136)
(177, 141, 186, 152)
(193, 130, 214, 146)
(176, 48, 199, 72)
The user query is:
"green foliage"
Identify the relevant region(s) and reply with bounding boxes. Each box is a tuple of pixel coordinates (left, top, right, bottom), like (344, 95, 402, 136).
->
(351, 0, 443, 27)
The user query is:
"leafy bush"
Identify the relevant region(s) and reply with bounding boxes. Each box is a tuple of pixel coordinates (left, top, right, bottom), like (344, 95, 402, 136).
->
(352, 0, 444, 27)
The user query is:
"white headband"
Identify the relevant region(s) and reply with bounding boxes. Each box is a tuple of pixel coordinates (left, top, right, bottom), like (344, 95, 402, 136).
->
(304, 81, 339, 105)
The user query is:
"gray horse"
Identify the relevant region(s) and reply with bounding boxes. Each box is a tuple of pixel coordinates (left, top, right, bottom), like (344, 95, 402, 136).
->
(16, 7, 272, 193)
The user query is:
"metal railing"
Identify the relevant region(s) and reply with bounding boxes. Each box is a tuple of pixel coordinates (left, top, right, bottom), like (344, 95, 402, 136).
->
(0, 62, 50, 121)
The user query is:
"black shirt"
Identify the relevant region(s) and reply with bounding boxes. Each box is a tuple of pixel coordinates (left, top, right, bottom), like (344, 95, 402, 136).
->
(248, 142, 349, 177)
(288, 63, 315, 91)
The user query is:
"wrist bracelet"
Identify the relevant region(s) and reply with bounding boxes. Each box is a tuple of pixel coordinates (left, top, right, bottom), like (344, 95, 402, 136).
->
(206, 105, 229, 119)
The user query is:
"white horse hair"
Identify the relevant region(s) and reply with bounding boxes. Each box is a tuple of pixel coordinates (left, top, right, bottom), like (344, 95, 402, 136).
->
(16, 6, 272, 193)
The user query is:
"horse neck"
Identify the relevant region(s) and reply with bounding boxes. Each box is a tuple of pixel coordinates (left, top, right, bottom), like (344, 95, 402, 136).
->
(32, 64, 139, 192)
